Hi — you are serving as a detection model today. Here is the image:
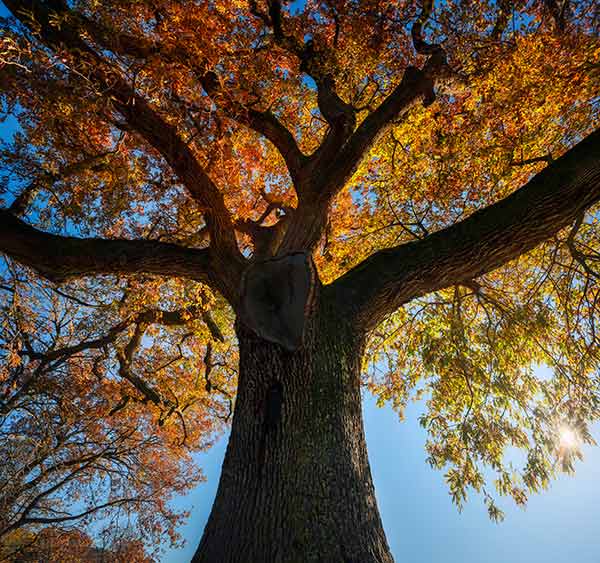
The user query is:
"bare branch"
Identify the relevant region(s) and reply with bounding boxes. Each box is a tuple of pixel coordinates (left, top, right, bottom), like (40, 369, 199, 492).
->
(2, 497, 140, 537)
(566, 212, 600, 280)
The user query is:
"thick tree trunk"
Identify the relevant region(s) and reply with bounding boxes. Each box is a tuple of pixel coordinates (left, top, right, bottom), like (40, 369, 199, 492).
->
(192, 303, 393, 563)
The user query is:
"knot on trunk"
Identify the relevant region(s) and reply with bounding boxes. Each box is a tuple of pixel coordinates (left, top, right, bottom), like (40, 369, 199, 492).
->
(240, 252, 317, 351)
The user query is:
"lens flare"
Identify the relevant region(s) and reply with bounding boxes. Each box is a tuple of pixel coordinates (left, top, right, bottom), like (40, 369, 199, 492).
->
(558, 425, 578, 450)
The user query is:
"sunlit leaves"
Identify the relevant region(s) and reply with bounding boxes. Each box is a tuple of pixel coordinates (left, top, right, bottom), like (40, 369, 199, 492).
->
(0, 261, 234, 555)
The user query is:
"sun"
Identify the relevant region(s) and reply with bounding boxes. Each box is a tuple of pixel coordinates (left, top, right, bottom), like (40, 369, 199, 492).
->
(558, 425, 579, 450)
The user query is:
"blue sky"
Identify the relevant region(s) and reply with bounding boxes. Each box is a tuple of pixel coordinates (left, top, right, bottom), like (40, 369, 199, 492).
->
(2, 3, 600, 562)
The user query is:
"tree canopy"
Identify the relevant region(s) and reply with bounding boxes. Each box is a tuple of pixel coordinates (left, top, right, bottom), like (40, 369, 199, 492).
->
(0, 0, 599, 555)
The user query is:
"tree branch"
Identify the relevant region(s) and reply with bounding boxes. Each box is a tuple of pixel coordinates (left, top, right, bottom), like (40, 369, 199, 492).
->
(311, 0, 449, 201)
(411, 0, 444, 55)
(0, 209, 213, 284)
(117, 323, 168, 407)
(328, 128, 600, 330)
(277, 54, 447, 254)
(2, 496, 140, 538)
(22, 304, 217, 363)
(251, 0, 357, 167)
(321, 55, 444, 192)
(199, 71, 307, 183)
(50, 6, 306, 192)
(9, 152, 113, 216)
(490, 0, 514, 40)
(4, 0, 240, 260)
(273, 0, 450, 254)
(543, 0, 570, 33)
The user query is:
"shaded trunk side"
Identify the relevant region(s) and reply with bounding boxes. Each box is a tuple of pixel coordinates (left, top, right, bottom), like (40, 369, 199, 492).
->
(192, 306, 393, 563)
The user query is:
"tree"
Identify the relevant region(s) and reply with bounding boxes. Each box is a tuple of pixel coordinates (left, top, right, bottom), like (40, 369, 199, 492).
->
(0, 0, 598, 561)
(0, 265, 226, 557)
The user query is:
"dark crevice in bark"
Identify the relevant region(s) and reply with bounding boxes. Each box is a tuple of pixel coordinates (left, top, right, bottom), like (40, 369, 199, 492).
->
(240, 253, 317, 351)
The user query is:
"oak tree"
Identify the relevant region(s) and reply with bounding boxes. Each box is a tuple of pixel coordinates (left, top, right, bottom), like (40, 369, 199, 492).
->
(0, 0, 599, 561)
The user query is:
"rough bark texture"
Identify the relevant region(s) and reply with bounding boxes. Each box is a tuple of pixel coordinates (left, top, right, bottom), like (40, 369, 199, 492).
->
(2, 4, 599, 560)
(0, 210, 213, 283)
(192, 299, 393, 563)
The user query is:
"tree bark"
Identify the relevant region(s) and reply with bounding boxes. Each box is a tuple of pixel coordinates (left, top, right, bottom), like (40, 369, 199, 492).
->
(192, 301, 393, 563)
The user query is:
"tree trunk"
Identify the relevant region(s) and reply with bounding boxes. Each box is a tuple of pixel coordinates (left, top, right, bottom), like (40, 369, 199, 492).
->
(192, 301, 393, 563)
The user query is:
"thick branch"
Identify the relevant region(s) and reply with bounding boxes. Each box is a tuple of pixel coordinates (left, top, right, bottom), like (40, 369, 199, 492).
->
(51, 6, 305, 190)
(113, 93, 237, 255)
(247, 109, 306, 179)
(310, 74, 357, 173)
(329, 128, 600, 330)
(0, 210, 213, 283)
(277, 56, 445, 254)
(4, 0, 240, 259)
(322, 58, 442, 193)
(252, 1, 445, 255)
(252, 0, 356, 166)
(304, 66, 356, 156)
(307, 0, 449, 202)
(411, 0, 443, 55)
